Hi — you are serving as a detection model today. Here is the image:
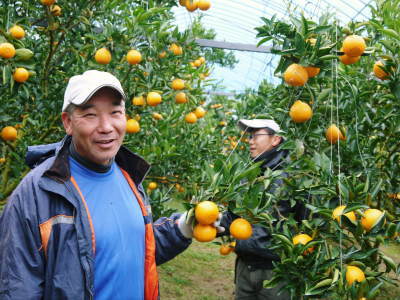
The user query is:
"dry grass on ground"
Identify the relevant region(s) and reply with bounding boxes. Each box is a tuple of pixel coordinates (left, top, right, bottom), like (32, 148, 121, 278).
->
(158, 241, 236, 300)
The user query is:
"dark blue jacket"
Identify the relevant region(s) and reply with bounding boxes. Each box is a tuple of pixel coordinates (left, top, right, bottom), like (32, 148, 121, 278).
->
(0, 136, 191, 299)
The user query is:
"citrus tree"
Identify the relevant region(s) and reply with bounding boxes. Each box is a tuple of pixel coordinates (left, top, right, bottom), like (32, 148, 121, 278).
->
(210, 2, 400, 299)
(182, 1, 400, 298)
(0, 0, 236, 214)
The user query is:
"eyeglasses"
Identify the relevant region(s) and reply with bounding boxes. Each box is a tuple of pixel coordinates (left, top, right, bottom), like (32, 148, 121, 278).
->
(249, 133, 274, 139)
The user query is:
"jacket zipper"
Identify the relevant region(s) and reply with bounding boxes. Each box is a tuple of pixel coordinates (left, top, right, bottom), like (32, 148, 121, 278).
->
(65, 184, 94, 299)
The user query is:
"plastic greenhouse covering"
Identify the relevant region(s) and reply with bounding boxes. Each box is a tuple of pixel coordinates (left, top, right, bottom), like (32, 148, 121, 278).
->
(172, 0, 372, 93)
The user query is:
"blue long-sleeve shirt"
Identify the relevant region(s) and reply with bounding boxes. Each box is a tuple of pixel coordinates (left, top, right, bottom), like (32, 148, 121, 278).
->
(70, 157, 145, 300)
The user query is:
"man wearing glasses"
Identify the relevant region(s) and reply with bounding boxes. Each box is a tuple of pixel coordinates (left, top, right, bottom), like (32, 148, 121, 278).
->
(229, 118, 291, 300)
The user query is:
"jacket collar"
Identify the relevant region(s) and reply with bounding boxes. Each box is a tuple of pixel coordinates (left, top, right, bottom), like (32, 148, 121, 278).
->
(253, 142, 288, 171)
(43, 135, 151, 186)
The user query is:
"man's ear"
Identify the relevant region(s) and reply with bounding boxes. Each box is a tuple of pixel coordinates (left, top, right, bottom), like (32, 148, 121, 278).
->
(61, 112, 73, 135)
(271, 135, 282, 147)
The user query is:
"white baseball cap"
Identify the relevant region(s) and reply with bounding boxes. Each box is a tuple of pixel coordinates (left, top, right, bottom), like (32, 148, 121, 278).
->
(238, 119, 281, 133)
(62, 70, 126, 111)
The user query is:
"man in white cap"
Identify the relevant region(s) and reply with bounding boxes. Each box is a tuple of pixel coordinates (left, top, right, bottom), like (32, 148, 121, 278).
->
(0, 70, 205, 300)
(238, 119, 283, 161)
(222, 118, 292, 299)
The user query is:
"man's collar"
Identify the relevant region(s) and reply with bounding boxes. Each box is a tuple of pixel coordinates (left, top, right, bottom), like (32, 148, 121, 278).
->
(44, 136, 151, 185)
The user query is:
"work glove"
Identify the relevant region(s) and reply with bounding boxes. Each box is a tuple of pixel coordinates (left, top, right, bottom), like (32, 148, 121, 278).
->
(217, 210, 241, 237)
(177, 211, 226, 239)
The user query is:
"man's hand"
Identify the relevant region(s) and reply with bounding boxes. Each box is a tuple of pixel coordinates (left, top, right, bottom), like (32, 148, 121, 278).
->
(177, 211, 226, 239)
(217, 211, 241, 237)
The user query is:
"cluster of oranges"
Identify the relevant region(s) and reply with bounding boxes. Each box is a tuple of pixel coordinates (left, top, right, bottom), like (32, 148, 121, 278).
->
(95, 43, 210, 133)
(339, 35, 366, 65)
(284, 34, 384, 145)
(168, 43, 183, 56)
(192, 201, 253, 246)
(94, 48, 142, 65)
(40, 0, 62, 16)
(190, 56, 206, 68)
(0, 25, 32, 83)
(292, 237, 367, 287)
(292, 205, 384, 255)
(332, 205, 385, 232)
(179, 0, 211, 12)
(185, 106, 206, 124)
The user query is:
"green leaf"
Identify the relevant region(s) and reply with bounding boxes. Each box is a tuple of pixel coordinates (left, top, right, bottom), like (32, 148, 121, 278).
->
(304, 278, 333, 295)
(345, 249, 378, 260)
(366, 281, 384, 299)
(257, 37, 272, 47)
(233, 161, 262, 183)
(381, 254, 396, 272)
(263, 275, 281, 289)
(370, 178, 383, 199)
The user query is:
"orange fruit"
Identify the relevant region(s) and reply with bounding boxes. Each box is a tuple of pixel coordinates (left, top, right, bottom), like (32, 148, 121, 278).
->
(289, 100, 312, 123)
(194, 106, 206, 118)
(332, 205, 356, 223)
(0, 158, 5, 164)
(13, 68, 30, 83)
(95, 48, 111, 64)
(339, 54, 360, 65)
(41, 0, 56, 5)
(185, 112, 197, 124)
(292, 233, 313, 254)
(219, 244, 232, 255)
(198, 56, 206, 64)
(9, 25, 25, 39)
(171, 78, 185, 90)
(185, 0, 198, 12)
(230, 241, 236, 248)
(230, 218, 252, 240)
(195, 201, 219, 225)
(159, 51, 166, 58)
(193, 59, 202, 67)
(0, 43, 16, 59)
(175, 183, 185, 193)
(304, 66, 320, 78)
(132, 96, 145, 106)
(342, 35, 366, 57)
(373, 61, 389, 80)
(148, 182, 158, 190)
(1, 126, 18, 141)
(51, 5, 62, 16)
(169, 43, 183, 55)
(346, 265, 365, 285)
(193, 224, 216, 242)
(147, 92, 162, 106)
(325, 124, 345, 144)
(361, 209, 384, 232)
(175, 92, 187, 104)
(179, 0, 186, 5)
(176, 46, 183, 56)
(152, 112, 163, 120)
(306, 38, 317, 46)
(198, 0, 211, 10)
(339, 46, 360, 65)
(126, 119, 140, 133)
(219, 121, 227, 126)
(126, 49, 142, 65)
(283, 63, 308, 87)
